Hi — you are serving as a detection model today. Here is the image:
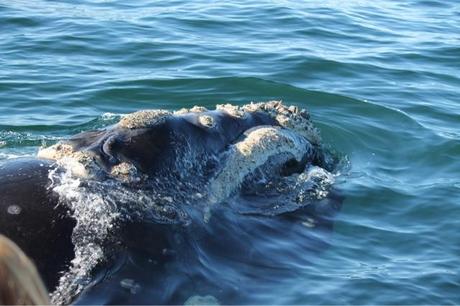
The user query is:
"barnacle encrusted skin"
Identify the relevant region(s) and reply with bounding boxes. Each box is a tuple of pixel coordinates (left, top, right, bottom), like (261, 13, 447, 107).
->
(37, 143, 75, 160)
(198, 115, 215, 127)
(175, 106, 209, 114)
(110, 162, 146, 183)
(37, 101, 320, 182)
(208, 126, 311, 202)
(217, 101, 321, 145)
(116, 101, 318, 142)
(38, 143, 98, 177)
(118, 110, 172, 129)
(216, 104, 246, 118)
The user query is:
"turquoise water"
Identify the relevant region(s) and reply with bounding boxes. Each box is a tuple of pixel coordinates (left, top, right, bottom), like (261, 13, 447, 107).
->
(1, 0, 460, 304)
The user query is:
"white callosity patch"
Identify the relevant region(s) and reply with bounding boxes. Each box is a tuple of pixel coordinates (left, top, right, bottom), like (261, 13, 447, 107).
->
(241, 101, 321, 146)
(175, 105, 209, 114)
(118, 109, 172, 129)
(38, 101, 320, 180)
(38, 144, 97, 178)
(208, 126, 312, 203)
(198, 115, 215, 127)
(216, 103, 245, 118)
(37, 143, 75, 160)
(110, 162, 146, 183)
(215, 101, 321, 145)
(39, 144, 142, 183)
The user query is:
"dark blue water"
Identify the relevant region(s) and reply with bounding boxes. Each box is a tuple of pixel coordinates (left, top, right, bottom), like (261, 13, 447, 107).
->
(1, 0, 459, 304)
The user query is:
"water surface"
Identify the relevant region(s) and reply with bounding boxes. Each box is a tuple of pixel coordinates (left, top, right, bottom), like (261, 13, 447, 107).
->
(1, 0, 459, 304)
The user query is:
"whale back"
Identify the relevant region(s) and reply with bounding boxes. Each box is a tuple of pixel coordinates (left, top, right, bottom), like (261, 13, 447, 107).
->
(0, 159, 75, 291)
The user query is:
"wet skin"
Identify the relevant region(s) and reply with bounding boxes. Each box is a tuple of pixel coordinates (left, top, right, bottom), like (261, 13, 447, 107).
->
(0, 109, 337, 303)
(0, 159, 75, 291)
(0, 110, 280, 292)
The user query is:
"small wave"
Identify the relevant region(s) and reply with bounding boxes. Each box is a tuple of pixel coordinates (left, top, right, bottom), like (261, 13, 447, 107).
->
(101, 112, 123, 121)
(0, 152, 33, 160)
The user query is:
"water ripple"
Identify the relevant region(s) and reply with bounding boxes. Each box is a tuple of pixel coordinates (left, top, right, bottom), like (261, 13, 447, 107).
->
(1, 0, 459, 304)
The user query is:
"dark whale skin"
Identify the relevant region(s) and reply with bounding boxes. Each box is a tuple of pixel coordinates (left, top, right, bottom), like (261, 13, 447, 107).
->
(0, 158, 75, 291)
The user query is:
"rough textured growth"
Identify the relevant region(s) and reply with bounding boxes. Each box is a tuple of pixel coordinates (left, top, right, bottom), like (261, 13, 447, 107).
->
(218, 101, 321, 145)
(209, 126, 312, 202)
(216, 104, 245, 118)
(175, 106, 208, 114)
(38, 144, 96, 177)
(110, 162, 143, 183)
(118, 110, 172, 129)
(37, 101, 320, 183)
(37, 143, 75, 160)
(198, 115, 215, 127)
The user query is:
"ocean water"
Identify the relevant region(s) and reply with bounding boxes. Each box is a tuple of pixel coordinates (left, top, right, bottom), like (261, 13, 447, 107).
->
(1, 0, 460, 304)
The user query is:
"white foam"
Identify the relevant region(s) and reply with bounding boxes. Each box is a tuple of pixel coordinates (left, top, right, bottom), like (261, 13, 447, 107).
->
(101, 112, 121, 121)
(0, 152, 31, 160)
(49, 164, 121, 305)
(292, 165, 336, 204)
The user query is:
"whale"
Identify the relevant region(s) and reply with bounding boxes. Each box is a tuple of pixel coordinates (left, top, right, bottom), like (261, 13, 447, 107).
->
(0, 102, 341, 304)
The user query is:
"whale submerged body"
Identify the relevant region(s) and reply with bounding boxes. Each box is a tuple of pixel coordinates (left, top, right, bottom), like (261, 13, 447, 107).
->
(0, 102, 342, 304)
